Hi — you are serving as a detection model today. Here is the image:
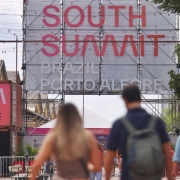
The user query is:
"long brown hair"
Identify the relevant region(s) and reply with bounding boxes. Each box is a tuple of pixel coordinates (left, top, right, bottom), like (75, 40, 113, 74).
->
(54, 103, 88, 160)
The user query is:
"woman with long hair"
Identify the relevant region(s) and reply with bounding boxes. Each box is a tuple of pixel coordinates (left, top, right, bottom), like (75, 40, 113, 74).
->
(29, 103, 101, 180)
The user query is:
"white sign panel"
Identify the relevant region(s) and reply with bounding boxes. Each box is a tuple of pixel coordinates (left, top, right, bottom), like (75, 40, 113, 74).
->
(25, 0, 177, 94)
(24, 135, 45, 148)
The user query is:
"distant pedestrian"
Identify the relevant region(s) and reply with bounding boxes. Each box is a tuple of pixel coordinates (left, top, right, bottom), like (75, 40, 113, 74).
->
(117, 153, 122, 174)
(105, 84, 172, 180)
(29, 103, 101, 180)
(44, 159, 53, 180)
(111, 151, 118, 176)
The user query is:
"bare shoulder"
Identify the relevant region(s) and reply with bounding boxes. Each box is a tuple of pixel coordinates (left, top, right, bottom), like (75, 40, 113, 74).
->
(83, 129, 96, 146)
(43, 130, 56, 145)
(83, 129, 94, 138)
(47, 129, 56, 138)
(37, 130, 56, 158)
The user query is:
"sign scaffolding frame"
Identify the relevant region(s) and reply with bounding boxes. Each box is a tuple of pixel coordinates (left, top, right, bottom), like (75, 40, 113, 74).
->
(21, 0, 180, 130)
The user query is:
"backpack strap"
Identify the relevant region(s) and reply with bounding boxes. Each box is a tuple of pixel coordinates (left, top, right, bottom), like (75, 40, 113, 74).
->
(120, 117, 135, 133)
(121, 115, 157, 133)
(148, 115, 157, 129)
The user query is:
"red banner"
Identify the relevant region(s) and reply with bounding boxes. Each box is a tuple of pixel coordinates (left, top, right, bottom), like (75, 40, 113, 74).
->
(86, 128, 110, 135)
(27, 128, 111, 135)
(0, 84, 11, 126)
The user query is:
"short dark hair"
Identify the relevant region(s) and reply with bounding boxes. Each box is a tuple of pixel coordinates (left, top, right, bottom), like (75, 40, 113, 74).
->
(122, 84, 141, 102)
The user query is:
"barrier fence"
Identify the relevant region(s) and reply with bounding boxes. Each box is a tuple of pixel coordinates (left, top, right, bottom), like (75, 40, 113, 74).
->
(0, 156, 171, 179)
(0, 156, 33, 178)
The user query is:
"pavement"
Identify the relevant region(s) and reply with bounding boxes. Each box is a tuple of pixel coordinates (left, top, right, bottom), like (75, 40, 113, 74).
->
(101, 168, 179, 180)
(1, 168, 180, 180)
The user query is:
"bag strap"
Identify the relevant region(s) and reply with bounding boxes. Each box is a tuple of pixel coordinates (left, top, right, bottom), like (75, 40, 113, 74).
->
(120, 117, 135, 133)
(79, 158, 89, 177)
(148, 115, 157, 129)
(121, 115, 157, 133)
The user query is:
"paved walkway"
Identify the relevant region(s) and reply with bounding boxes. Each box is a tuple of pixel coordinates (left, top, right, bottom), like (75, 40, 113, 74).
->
(101, 168, 178, 180)
(1, 168, 180, 180)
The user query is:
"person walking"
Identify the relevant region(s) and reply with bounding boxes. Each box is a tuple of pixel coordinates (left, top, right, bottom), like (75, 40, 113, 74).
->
(44, 159, 54, 180)
(117, 153, 122, 174)
(104, 84, 172, 180)
(29, 103, 101, 180)
(90, 142, 103, 180)
(111, 150, 118, 176)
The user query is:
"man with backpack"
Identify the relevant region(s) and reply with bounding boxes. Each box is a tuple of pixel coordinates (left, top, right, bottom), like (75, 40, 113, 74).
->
(105, 84, 172, 180)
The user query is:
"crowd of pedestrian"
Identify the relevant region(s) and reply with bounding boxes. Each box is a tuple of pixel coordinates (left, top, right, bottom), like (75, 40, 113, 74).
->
(28, 84, 180, 180)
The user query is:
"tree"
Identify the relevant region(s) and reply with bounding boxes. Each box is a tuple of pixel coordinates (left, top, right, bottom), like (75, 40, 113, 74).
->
(151, 0, 180, 127)
(150, 1, 180, 98)
(163, 108, 175, 132)
(25, 143, 39, 157)
(168, 43, 180, 125)
(167, 44, 180, 99)
(151, 0, 180, 14)
(15, 142, 26, 156)
(14, 142, 39, 157)
(168, 70, 180, 99)
(174, 45, 180, 63)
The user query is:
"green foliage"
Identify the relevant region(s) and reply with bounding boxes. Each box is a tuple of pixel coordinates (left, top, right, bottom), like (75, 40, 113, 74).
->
(163, 108, 174, 132)
(168, 70, 180, 98)
(25, 143, 39, 156)
(151, 0, 180, 14)
(16, 142, 26, 156)
(174, 45, 180, 64)
(15, 142, 39, 157)
(167, 44, 180, 98)
(171, 143, 175, 150)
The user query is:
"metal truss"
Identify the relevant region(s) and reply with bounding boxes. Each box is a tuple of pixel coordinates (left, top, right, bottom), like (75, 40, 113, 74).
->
(20, 0, 180, 131)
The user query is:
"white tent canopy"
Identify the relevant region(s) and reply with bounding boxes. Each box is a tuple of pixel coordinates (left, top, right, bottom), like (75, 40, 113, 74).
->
(24, 107, 112, 147)
(39, 107, 112, 128)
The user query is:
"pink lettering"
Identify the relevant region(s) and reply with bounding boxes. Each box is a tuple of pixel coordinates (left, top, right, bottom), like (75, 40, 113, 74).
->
(42, 5, 60, 27)
(42, 34, 59, 56)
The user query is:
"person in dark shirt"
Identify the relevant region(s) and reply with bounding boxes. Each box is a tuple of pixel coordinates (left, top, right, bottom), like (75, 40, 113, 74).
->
(44, 159, 53, 180)
(104, 84, 172, 180)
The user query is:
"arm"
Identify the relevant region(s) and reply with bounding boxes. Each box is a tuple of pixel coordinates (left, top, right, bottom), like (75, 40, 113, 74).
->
(172, 162, 178, 178)
(172, 136, 180, 178)
(105, 150, 116, 180)
(162, 142, 172, 180)
(104, 121, 120, 180)
(29, 131, 55, 180)
(156, 119, 172, 180)
(89, 133, 101, 172)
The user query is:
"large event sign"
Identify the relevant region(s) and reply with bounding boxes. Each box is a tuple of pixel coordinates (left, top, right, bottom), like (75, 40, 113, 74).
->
(25, 0, 177, 94)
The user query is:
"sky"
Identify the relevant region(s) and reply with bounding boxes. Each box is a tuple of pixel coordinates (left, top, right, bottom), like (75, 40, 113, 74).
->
(0, 0, 165, 127)
(0, 0, 23, 71)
